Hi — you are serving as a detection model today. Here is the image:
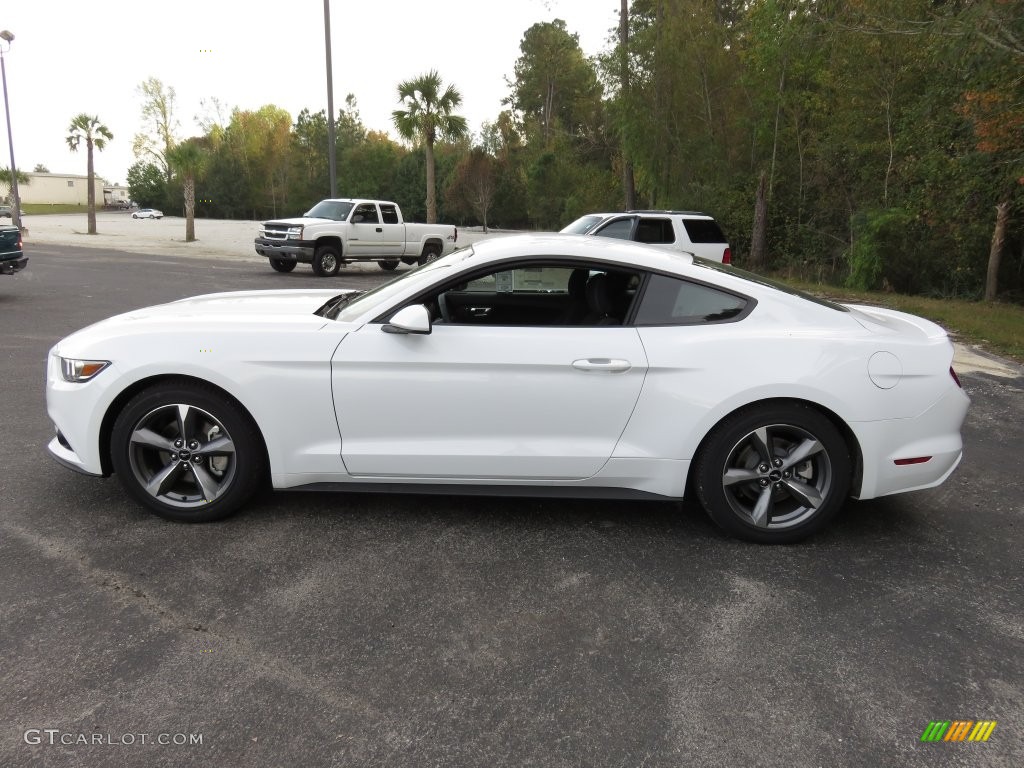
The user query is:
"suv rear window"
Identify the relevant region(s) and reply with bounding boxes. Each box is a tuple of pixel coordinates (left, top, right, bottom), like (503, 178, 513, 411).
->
(682, 219, 727, 244)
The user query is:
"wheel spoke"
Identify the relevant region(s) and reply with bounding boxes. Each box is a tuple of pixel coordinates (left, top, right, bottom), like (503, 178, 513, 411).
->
(782, 478, 823, 509)
(749, 427, 772, 463)
(782, 438, 824, 470)
(130, 427, 175, 452)
(189, 463, 224, 502)
(175, 404, 193, 441)
(197, 436, 235, 456)
(750, 486, 774, 527)
(145, 460, 185, 498)
(723, 467, 761, 487)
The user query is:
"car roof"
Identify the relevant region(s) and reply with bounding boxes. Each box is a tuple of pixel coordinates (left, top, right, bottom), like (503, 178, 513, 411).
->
(579, 211, 716, 220)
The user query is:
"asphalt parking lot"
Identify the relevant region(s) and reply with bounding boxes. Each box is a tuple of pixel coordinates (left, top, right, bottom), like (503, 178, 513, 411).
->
(1, 241, 1022, 767)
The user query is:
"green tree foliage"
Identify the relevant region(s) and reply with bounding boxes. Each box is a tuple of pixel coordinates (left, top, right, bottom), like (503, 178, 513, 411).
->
(0, 166, 29, 203)
(66, 114, 113, 235)
(133, 78, 179, 184)
(126, 161, 165, 208)
(392, 70, 469, 223)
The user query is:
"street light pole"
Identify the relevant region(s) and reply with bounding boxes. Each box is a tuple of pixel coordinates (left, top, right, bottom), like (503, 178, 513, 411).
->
(323, 1, 338, 198)
(0, 30, 21, 232)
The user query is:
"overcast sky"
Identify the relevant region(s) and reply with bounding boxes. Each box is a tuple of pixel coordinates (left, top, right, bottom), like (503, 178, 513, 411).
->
(1, 0, 620, 186)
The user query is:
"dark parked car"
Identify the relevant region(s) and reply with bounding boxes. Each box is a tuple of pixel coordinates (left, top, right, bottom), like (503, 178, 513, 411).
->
(0, 223, 27, 275)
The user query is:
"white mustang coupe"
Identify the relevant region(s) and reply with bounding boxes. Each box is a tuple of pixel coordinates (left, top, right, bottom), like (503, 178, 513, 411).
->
(46, 235, 969, 543)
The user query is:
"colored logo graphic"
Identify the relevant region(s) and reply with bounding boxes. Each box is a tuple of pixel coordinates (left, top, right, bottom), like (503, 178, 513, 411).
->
(920, 720, 997, 742)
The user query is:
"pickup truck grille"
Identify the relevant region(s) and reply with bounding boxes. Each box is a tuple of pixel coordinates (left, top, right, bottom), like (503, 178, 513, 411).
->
(259, 224, 292, 241)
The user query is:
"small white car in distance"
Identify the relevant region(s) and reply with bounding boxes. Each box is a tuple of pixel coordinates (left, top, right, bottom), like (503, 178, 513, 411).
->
(45, 235, 968, 543)
(563, 211, 732, 263)
(132, 208, 163, 219)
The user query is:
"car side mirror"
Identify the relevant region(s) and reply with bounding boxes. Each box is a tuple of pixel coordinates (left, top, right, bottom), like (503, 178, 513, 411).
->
(382, 304, 432, 335)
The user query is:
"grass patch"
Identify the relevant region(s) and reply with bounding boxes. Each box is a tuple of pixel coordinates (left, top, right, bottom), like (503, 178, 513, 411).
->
(21, 204, 92, 215)
(785, 280, 1024, 363)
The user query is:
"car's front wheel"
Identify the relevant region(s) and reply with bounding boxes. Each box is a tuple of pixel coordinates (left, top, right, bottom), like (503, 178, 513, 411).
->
(110, 382, 265, 522)
(693, 403, 851, 544)
(311, 245, 341, 276)
(269, 258, 296, 273)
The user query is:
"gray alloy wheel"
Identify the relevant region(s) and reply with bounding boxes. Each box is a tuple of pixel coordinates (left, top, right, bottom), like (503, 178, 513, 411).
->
(417, 244, 441, 266)
(312, 245, 341, 276)
(694, 403, 850, 544)
(269, 258, 297, 273)
(111, 383, 264, 522)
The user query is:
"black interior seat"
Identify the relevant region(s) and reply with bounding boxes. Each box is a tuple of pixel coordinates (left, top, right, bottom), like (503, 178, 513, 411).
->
(582, 274, 620, 325)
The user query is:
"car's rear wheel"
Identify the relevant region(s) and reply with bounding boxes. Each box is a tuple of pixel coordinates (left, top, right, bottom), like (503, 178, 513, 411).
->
(111, 382, 265, 523)
(311, 245, 341, 276)
(269, 258, 296, 273)
(379, 259, 400, 271)
(693, 403, 850, 544)
(418, 244, 441, 266)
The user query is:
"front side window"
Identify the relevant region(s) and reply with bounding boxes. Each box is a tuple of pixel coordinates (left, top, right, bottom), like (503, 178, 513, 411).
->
(635, 274, 748, 325)
(352, 203, 379, 224)
(414, 261, 640, 327)
(593, 218, 635, 240)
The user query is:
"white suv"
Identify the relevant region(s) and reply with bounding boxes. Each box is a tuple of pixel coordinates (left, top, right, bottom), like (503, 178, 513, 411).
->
(561, 211, 731, 263)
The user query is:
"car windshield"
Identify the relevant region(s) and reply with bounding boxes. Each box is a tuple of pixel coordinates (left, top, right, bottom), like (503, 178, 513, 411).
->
(323, 246, 477, 322)
(692, 258, 849, 312)
(304, 200, 355, 221)
(560, 215, 605, 235)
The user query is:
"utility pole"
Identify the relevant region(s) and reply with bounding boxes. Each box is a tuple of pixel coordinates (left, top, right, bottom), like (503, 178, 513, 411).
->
(324, 0, 338, 197)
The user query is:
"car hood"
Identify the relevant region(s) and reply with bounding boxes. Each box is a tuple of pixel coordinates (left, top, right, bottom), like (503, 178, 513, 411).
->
(54, 289, 356, 352)
(264, 216, 340, 227)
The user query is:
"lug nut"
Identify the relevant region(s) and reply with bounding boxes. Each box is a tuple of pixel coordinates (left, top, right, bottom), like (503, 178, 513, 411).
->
(189, 440, 199, 450)
(759, 478, 770, 487)
(758, 463, 769, 473)
(773, 458, 783, 467)
(174, 439, 183, 448)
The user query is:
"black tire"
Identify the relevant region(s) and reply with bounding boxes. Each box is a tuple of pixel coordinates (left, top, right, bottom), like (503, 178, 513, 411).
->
(693, 403, 851, 544)
(269, 258, 297, 273)
(417, 243, 441, 266)
(311, 245, 342, 276)
(379, 259, 400, 271)
(110, 381, 266, 523)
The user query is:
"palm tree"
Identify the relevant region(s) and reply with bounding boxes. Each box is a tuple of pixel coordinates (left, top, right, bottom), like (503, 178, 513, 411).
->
(0, 165, 29, 203)
(167, 140, 207, 242)
(392, 70, 468, 223)
(66, 114, 113, 234)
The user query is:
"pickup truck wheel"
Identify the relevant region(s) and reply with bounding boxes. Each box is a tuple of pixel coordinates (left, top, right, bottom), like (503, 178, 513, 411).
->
(418, 244, 441, 266)
(379, 259, 400, 271)
(269, 258, 296, 273)
(312, 245, 341, 277)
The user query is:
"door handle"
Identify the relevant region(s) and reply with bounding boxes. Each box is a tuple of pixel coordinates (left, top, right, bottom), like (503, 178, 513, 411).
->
(376, 227, 382, 232)
(468, 306, 492, 317)
(572, 358, 632, 373)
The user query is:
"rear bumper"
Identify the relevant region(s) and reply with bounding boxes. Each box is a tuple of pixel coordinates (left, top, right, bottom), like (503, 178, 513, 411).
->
(0, 254, 27, 275)
(853, 385, 970, 499)
(254, 238, 315, 262)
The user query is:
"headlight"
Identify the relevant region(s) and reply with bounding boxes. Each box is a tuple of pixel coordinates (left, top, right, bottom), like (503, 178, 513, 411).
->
(286, 226, 303, 240)
(60, 358, 111, 382)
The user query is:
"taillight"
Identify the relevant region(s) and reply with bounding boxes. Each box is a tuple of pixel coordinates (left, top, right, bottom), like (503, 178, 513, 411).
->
(722, 247, 731, 264)
(949, 367, 962, 388)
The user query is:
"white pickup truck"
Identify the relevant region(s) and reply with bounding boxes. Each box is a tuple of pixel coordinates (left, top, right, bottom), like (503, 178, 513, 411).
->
(255, 199, 458, 276)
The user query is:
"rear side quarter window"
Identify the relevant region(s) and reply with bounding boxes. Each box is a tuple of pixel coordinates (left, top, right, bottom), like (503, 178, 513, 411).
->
(635, 274, 750, 325)
(682, 219, 727, 244)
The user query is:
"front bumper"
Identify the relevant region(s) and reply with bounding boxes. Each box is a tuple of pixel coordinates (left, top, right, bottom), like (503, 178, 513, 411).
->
(254, 238, 315, 262)
(0, 255, 27, 275)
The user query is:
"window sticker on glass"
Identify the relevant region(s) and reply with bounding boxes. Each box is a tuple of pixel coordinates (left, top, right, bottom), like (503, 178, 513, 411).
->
(495, 271, 514, 293)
